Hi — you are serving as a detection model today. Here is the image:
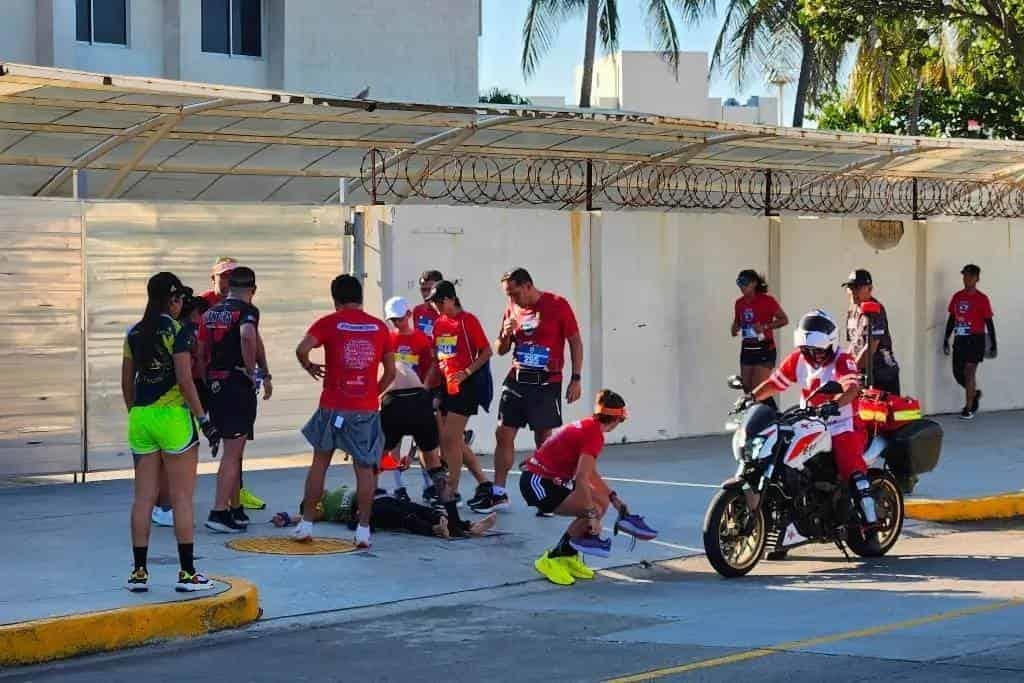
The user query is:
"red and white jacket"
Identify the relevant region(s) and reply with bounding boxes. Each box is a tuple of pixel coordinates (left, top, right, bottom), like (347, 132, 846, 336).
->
(769, 349, 861, 435)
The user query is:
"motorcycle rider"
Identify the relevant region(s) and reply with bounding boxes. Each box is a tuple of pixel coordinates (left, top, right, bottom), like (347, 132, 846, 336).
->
(751, 310, 880, 555)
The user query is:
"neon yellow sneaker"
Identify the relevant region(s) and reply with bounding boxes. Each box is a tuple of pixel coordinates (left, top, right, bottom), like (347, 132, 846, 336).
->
(239, 487, 266, 510)
(534, 551, 575, 586)
(557, 553, 595, 580)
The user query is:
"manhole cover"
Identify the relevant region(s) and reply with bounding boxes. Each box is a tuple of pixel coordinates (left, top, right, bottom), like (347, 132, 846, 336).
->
(227, 536, 358, 555)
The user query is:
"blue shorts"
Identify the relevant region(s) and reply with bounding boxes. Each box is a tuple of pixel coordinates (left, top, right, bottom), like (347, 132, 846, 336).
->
(302, 409, 383, 467)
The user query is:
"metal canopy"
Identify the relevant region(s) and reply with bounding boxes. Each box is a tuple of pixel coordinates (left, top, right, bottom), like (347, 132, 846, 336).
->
(2, 63, 1024, 217)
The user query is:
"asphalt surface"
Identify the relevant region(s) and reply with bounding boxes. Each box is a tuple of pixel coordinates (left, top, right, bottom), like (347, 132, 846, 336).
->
(3, 411, 1023, 681)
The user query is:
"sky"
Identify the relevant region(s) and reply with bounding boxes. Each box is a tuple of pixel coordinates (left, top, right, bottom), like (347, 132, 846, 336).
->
(478, 0, 802, 120)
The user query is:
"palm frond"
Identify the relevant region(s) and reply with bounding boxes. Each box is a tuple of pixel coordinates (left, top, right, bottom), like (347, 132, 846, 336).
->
(645, 0, 682, 74)
(522, 0, 585, 78)
(599, 0, 620, 55)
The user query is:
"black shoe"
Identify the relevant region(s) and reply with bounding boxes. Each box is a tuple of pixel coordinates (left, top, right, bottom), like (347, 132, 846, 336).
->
(232, 506, 250, 528)
(960, 407, 975, 421)
(469, 492, 510, 514)
(205, 509, 245, 534)
(973, 390, 982, 413)
(393, 487, 411, 504)
(433, 493, 462, 509)
(766, 549, 789, 561)
(467, 481, 493, 509)
(422, 484, 439, 505)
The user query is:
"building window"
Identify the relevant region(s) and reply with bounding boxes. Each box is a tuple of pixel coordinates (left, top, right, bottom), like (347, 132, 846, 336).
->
(202, 0, 262, 57)
(76, 0, 127, 46)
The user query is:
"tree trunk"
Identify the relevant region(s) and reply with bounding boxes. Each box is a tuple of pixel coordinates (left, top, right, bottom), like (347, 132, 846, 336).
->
(908, 72, 924, 135)
(792, 29, 813, 127)
(578, 0, 600, 108)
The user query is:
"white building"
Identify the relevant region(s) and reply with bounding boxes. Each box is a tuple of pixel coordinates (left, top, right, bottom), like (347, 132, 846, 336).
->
(534, 51, 777, 124)
(0, 0, 481, 104)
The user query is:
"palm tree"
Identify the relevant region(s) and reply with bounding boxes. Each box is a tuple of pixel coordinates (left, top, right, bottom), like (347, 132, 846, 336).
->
(521, 0, 694, 108)
(698, 0, 843, 126)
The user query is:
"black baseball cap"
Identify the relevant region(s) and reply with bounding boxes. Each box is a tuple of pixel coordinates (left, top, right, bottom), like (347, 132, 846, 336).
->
(147, 272, 191, 299)
(419, 269, 444, 285)
(229, 266, 257, 288)
(961, 264, 981, 276)
(841, 269, 873, 288)
(426, 279, 457, 303)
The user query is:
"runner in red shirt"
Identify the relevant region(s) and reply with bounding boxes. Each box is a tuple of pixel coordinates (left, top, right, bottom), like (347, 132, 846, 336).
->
(293, 275, 396, 549)
(427, 280, 493, 510)
(200, 257, 237, 307)
(520, 390, 657, 586)
(942, 264, 997, 419)
(413, 269, 443, 341)
(731, 270, 788, 403)
(483, 267, 584, 515)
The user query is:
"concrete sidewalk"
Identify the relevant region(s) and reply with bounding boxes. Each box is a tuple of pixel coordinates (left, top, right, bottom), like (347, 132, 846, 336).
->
(1, 408, 1020, 663)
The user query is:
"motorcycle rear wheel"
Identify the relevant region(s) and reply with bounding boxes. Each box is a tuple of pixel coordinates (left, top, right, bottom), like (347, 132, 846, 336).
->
(703, 488, 767, 578)
(847, 471, 904, 558)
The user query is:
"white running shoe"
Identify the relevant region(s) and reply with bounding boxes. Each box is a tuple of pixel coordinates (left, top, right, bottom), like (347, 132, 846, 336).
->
(291, 520, 314, 542)
(355, 524, 372, 549)
(151, 506, 174, 527)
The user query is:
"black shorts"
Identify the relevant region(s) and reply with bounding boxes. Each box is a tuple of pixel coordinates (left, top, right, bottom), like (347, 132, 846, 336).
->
(740, 346, 777, 367)
(440, 373, 480, 418)
(499, 379, 562, 432)
(381, 389, 440, 452)
(953, 334, 986, 365)
(519, 471, 572, 514)
(207, 374, 257, 440)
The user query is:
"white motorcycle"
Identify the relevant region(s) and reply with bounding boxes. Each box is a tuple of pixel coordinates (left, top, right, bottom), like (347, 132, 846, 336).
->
(703, 376, 941, 578)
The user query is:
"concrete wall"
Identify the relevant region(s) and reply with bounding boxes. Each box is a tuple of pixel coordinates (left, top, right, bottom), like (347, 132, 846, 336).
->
(12, 1, 480, 103)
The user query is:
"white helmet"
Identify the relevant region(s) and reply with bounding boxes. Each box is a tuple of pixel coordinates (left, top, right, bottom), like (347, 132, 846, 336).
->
(794, 309, 838, 366)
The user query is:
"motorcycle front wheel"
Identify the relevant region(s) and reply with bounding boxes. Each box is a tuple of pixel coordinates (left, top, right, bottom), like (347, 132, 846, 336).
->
(703, 488, 767, 578)
(847, 471, 904, 558)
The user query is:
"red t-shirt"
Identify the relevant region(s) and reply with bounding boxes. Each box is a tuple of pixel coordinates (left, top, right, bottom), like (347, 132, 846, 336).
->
(200, 290, 223, 307)
(734, 293, 782, 349)
(948, 289, 993, 336)
(412, 303, 439, 340)
(307, 308, 393, 412)
(433, 311, 489, 382)
(523, 417, 605, 481)
(501, 292, 580, 382)
(391, 329, 433, 383)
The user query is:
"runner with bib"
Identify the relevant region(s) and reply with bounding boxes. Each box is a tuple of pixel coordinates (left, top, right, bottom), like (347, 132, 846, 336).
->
(943, 264, 997, 420)
(478, 268, 583, 515)
(732, 269, 788, 405)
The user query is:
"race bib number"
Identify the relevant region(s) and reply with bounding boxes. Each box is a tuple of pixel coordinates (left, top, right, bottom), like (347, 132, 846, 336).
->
(954, 322, 971, 336)
(515, 343, 550, 369)
(435, 334, 457, 361)
(395, 349, 420, 370)
(741, 325, 758, 340)
(416, 317, 434, 339)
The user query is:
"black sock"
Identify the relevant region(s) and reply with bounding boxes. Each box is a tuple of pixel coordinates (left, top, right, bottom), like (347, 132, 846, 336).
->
(178, 543, 195, 575)
(133, 546, 148, 571)
(549, 533, 575, 558)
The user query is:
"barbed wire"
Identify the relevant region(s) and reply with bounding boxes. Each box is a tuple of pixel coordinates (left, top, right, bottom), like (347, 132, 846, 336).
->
(359, 149, 1024, 218)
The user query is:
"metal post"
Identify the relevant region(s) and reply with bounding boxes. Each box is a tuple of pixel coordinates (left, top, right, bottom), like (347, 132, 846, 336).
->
(585, 159, 597, 212)
(764, 168, 774, 216)
(351, 210, 366, 283)
(79, 196, 88, 479)
(370, 149, 379, 205)
(912, 177, 921, 221)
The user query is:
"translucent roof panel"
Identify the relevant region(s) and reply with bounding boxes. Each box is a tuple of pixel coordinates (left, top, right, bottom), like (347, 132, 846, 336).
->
(2, 62, 1024, 217)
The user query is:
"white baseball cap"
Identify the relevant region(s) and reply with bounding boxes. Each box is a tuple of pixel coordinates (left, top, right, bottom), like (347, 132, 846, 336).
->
(384, 296, 410, 320)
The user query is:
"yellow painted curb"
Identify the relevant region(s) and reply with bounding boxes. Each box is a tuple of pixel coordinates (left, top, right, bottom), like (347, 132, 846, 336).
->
(0, 576, 259, 667)
(906, 492, 1024, 522)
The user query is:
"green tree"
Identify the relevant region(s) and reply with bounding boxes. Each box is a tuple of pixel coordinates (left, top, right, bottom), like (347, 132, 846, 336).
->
(703, 0, 844, 126)
(479, 88, 533, 105)
(521, 0, 696, 108)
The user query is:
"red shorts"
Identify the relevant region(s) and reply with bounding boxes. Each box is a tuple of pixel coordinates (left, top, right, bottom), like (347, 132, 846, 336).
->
(831, 429, 868, 481)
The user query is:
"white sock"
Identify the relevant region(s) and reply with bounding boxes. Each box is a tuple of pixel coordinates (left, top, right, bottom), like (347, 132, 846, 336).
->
(392, 470, 404, 490)
(492, 485, 506, 496)
(355, 524, 371, 544)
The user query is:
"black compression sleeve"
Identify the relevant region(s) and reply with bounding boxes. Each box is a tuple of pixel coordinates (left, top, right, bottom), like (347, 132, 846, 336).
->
(944, 314, 955, 341)
(986, 318, 997, 349)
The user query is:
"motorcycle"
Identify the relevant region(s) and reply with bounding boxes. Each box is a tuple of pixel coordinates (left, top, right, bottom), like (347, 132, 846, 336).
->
(702, 376, 930, 578)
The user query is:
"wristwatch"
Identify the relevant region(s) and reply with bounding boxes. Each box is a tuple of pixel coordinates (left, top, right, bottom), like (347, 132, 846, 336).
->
(570, 373, 582, 382)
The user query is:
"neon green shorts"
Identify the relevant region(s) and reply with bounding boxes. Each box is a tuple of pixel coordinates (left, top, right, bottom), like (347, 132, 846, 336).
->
(128, 404, 198, 457)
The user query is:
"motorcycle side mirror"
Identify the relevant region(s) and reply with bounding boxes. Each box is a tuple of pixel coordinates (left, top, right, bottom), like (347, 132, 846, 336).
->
(817, 381, 843, 396)
(726, 375, 745, 391)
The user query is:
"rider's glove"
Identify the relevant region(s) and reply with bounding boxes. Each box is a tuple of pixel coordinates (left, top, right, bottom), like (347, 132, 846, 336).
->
(198, 414, 221, 457)
(818, 401, 841, 419)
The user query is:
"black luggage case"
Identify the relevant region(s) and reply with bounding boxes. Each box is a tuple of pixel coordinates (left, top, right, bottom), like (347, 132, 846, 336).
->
(881, 419, 943, 493)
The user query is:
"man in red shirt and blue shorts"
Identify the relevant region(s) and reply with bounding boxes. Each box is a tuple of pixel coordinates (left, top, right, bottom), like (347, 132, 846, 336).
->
(292, 275, 396, 549)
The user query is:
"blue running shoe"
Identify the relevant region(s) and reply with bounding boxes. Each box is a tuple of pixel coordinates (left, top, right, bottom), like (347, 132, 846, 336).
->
(570, 533, 612, 558)
(615, 513, 658, 541)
